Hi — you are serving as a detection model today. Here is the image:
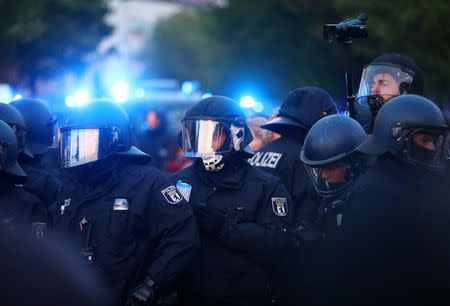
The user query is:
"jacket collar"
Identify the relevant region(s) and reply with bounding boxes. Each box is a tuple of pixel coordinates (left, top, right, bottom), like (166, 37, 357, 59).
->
(192, 158, 248, 190)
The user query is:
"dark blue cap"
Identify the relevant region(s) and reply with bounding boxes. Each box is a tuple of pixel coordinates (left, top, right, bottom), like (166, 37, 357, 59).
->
(262, 87, 337, 134)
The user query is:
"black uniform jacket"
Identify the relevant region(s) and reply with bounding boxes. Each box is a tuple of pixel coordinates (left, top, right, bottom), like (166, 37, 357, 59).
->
(0, 183, 47, 237)
(172, 159, 293, 304)
(20, 154, 62, 208)
(306, 156, 450, 305)
(248, 135, 313, 223)
(50, 158, 199, 305)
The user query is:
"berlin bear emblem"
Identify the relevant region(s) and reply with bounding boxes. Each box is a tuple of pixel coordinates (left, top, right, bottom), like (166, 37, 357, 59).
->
(161, 185, 183, 204)
(271, 197, 288, 217)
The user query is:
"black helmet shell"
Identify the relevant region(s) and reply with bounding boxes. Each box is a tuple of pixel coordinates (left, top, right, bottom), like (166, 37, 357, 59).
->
(10, 99, 55, 156)
(357, 94, 447, 156)
(64, 100, 149, 161)
(301, 115, 367, 166)
(0, 120, 27, 180)
(182, 96, 253, 154)
(0, 103, 26, 128)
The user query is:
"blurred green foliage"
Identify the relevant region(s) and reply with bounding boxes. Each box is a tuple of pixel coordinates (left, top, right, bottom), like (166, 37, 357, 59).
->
(151, 0, 449, 104)
(0, 0, 112, 82)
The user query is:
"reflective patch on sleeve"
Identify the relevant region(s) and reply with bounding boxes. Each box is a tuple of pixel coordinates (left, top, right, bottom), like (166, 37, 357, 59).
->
(272, 197, 288, 216)
(161, 185, 183, 205)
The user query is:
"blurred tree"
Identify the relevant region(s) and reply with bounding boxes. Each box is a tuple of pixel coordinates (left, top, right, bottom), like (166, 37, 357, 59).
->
(334, 0, 450, 103)
(151, 0, 449, 105)
(0, 0, 112, 90)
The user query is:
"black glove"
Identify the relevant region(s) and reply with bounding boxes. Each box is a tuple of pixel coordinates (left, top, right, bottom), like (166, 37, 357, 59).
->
(287, 223, 324, 246)
(193, 204, 227, 235)
(126, 277, 157, 306)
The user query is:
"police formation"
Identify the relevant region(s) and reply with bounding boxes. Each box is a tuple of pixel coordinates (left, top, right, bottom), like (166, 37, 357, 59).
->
(0, 53, 449, 306)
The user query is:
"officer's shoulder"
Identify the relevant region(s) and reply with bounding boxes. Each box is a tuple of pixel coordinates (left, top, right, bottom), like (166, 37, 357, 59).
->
(119, 161, 165, 182)
(352, 165, 400, 194)
(170, 164, 195, 181)
(257, 137, 286, 152)
(246, 164, 283, 185)
(6, 185, 43, 206)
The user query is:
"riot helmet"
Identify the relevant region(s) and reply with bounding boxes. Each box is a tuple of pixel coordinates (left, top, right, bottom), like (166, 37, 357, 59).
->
(356, 53, 423, 116)
(60, 100, 148, 168)
(180, 96, 253, 171)
(10, 99, 57, 156)
(301, 115, 367, 197)
(0, 120, 27, 181)
(262, 87, 337, 136)
(357, 95, 447, 173)
(0, 103, 32, 157)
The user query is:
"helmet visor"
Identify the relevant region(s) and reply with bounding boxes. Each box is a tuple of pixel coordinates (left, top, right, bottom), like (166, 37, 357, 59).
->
(357, 65, 414, 103)
(181, 119, 231, 157)
(406, 128, 446, 171)
(10, 124, 26, 153)
(60, 127, 120, 168)
(0, 140, 7, 171)
(305, 162, 355, 198)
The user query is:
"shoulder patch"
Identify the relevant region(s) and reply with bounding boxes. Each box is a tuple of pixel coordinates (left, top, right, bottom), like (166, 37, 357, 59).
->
(161, 185, 183, 205)
(272, 197, 288, 217)
(113, 198, 129, 210)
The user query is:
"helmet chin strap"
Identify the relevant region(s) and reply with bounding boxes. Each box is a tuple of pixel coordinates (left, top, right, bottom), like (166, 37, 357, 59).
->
(202, 154, 225, 171)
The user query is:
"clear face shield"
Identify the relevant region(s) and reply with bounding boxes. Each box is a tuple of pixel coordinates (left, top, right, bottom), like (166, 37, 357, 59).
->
(60, 127, 120, 168)
(181, 119, 233, 157)
(304, 158, 360, 198)
(356, 65, 414, 114)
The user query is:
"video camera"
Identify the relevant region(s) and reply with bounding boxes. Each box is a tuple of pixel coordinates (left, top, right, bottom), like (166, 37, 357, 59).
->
(323, 13, 368, 43)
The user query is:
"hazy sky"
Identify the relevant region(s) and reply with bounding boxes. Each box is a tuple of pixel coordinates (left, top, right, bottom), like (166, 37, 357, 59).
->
(99, 0, 182, 55)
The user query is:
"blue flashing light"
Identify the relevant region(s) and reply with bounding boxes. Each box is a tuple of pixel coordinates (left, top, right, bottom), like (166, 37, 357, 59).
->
(182, 81, 195, 95)
(201, 92, 213, 99)
(65, 96, 75, 107)
(0, 84, 13, 103)
(253, 101, 264, 113)
(112, 82, 129, 103)
(135, 88, 145, 98)
(13, 94, 22, 101)
(75, 90, 89, 106)
(240, 96, 256, 108)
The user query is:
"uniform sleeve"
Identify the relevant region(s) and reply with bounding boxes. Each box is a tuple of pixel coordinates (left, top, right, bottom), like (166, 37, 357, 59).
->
(145, 175, 200, 288)
(291, 158, 315, 222)
(217, 179, 297, 257)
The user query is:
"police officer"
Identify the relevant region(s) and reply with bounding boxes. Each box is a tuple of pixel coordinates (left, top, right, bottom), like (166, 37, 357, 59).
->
(172, 96, 293, 306)
(325, 95, 450, 304)
(10, 98, 62, 207)
(354, 53, 423, 133)
(0, 102, 33, 157)
(0, 120, 46, 237)
(248, 87, 337, 224)
(50, 101, 199, 306)
(279, 115, 367, 305)
(298, 115, 367, 239)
